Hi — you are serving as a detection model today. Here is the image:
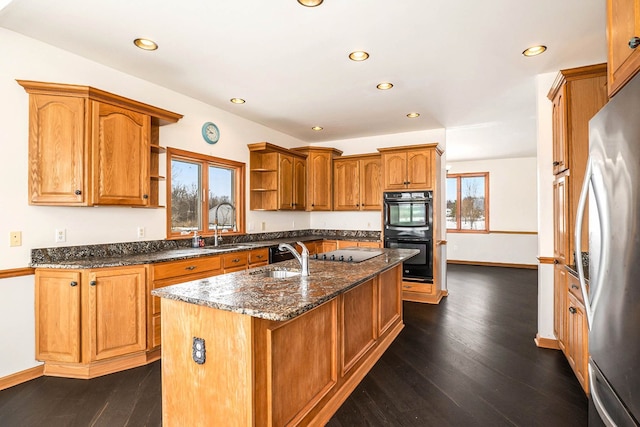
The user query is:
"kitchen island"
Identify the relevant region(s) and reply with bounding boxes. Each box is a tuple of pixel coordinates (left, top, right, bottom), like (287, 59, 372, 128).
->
(152, 248, 418, 426)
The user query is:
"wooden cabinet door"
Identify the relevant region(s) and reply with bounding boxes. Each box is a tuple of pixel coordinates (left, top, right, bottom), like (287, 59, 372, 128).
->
(333, 159, 360, 210)
(87, 266, 147, 361)
(293, 156, 306, 210)
(278, 154, 294, 210)
(382, 152, 407, 190)
(378, 265, 402, 336)
(607, 0, 640, 96)
(92, 102, 150, 206)
(341, 279, 376, 375)
(567, 292, 589, 392)
(308, 151, 332, 211)
(360, 157, 382, 210)
(35, 270, 82, 362)
(553, 173, 569, 265)
(551, 87, 568, 175)
(406, 149, 432, 189)
(553, 264, 567, 352)
(28, 95, 88, 205)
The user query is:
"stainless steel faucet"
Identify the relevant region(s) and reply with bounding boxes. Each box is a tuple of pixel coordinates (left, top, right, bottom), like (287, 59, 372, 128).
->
(278, 241, 309, 276)
(213, 202, 236, 246)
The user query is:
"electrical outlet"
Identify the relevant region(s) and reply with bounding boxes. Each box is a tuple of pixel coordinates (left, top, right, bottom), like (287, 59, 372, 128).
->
(10, 231, 22, 247)
(261, 221, 266, 231)
(192, 337, 206, 364)
(137, 227, 145, 238)
(55, 229, 66, 243)
(292, 220, 295, 228)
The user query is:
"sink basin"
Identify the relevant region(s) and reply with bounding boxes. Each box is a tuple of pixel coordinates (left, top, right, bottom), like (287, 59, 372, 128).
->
(262, 270, 300, 279)
(250, 268, 301, 279)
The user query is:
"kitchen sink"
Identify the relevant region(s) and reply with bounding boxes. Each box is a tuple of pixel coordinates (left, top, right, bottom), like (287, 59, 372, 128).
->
(250, 268, 301, 279)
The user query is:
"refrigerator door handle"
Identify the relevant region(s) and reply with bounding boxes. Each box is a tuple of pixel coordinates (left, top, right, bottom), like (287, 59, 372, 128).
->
(575, 158, 609, 330)
(589, 364, 618, 427)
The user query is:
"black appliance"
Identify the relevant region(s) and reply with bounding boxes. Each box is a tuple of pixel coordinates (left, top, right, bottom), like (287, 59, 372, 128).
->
(383, 191, 433, 282)
(575, 71, 640, 426)
(268, 245, 296, 263)
(313, 249, 383, 263)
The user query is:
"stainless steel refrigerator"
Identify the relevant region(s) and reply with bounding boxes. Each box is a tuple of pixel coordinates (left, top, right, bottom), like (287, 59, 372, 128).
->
(575, 71, 640, 426)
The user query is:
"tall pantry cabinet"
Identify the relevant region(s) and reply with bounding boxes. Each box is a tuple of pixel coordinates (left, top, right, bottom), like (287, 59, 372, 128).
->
(548, 63, 608, 394)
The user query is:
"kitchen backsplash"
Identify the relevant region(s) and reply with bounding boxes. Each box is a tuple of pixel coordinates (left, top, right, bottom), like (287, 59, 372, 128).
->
(31, 229, 381, 264)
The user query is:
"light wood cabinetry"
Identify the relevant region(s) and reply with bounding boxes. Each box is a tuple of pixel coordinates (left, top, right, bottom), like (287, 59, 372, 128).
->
(17, 80, 182, 207)
(607, 0, 640, 96)
(292, 147, 343, 211)
(566, 273, 589, 393)
(333, 154, 382, 211)
(222, 251, 249, 273)
(159, 264, 403, 426)
(248, 142, 307, 211)
(378, 145, 440, 191)
(336, 240, 382, 249)
(149, 255, 222, 351)
(249, 248, 269, 267)
(35, 265, 147, 378)
(549, 65, 605, 395)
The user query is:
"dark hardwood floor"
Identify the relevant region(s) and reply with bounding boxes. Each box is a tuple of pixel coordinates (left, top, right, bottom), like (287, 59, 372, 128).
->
(0, 265, 587, 426)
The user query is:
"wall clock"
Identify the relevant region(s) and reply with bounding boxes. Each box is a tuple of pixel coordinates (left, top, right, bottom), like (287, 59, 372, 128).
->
(202, 122, 220, 144)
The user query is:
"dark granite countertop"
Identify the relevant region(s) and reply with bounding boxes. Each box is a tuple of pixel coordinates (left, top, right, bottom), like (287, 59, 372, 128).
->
(30, 231, 381, 269)
(151, 248, 419, 321)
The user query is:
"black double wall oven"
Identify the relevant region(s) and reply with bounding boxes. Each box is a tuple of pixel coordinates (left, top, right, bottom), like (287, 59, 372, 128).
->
(383, 191, 433, 283)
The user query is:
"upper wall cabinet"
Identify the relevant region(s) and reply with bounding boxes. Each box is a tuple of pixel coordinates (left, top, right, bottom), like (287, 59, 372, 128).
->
(607, 0, 640, 96)
(292, 146, 343, 211)
(248, 142, 307, 211)
(17, 80, 183, 207)
(333, 154, 382, 211)
(378, 144, 442, 191)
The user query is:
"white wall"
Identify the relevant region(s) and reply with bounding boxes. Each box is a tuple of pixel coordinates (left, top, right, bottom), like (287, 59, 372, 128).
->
(536, 72, 557, 340)
(446, 157, 538, 265)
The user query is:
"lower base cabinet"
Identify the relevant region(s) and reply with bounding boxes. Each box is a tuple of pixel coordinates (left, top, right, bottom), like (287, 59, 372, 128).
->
(160, 264, 403, 426)
(566, 273, 589, 393)
(35, 265, 147, 378)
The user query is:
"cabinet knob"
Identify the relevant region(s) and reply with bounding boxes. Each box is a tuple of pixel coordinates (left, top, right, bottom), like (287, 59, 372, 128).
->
(554, 259, 559, 264)
(70, 281, 78, 287)
(629, 37, 640, 49)
(90, 280, 97, 286)
(569, 307, 577, 314)
(75, 190, 82, 195)
(552, 161, 560, 167)
(311, 203, 315, 207)
(143, 194, 149, 199)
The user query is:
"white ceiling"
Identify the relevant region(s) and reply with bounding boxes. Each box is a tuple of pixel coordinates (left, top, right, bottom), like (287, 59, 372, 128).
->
(0, 0, 607, 161)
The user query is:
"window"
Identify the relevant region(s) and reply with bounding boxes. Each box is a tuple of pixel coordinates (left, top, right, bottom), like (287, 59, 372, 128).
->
(167, 148, 245, 238)
(446, 172, 489, 232)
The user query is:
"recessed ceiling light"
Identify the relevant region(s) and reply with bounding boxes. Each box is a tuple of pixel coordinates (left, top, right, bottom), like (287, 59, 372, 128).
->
(349, 51, 369, 61)
(298, 0, 323, 6)
(522, 45, 547, 57)
(133, 38, 158, 51)
(230, 98, 246, 104)
(406, 112, 420, 118)
(376, 82, 393, 90)
(312, 126, 323, 131)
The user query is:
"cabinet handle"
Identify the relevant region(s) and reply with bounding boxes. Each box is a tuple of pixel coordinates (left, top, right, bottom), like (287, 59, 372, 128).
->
(256, 255, 264, 259)
(569, 307, 577, 314)
(70, 281, 78, 287)
(552, 161, 560, 167)
(629, 37, 640, 49)
(232, 258, 240, 263)
(185, 266, 197, 271)
(75, 190, 82, 195)
(143, 194, 149, 199)
(90, 280, 97, 286)
(571, 284, 579, 290)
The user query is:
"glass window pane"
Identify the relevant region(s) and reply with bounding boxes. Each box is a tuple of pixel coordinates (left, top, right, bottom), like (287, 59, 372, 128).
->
(171, 159, 201, 233)
(460, 176, 485, 230)
(208, 165, 236, 231)
(446, 177, 458, 229)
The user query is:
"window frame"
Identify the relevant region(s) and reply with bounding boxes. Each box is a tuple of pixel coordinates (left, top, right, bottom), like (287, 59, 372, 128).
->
(166, 147, 246, 239)
(446, 172, 490, 233)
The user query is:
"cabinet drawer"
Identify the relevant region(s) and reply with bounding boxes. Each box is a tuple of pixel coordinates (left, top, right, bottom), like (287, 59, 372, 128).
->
(567, 274, 584, 304)
(402, 282, 433, 295)
(249, 248, 269, 265)
(152, 256, 221, 280)
(222, 252, 248, 269)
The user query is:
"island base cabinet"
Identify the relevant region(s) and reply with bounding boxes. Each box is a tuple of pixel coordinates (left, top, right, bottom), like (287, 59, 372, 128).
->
(159, 265, 404, 426)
